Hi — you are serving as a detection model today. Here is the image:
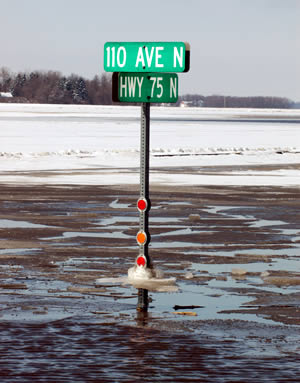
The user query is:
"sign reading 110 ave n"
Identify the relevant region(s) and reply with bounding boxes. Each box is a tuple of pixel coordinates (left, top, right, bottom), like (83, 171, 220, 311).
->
(104, 42, 190, 73)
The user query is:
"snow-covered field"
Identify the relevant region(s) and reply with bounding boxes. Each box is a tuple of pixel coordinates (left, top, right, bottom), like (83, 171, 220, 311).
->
(0, 103, 299, 186)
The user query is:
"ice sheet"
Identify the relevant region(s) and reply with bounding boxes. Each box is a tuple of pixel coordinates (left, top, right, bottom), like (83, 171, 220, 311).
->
(0, 103, 299, 186)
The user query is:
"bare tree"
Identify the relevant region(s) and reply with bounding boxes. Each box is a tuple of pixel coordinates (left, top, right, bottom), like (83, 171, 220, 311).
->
(0, 67, 13, 92)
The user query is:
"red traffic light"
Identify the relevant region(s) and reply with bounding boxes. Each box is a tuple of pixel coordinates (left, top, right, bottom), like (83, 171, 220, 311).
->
(137, 198, 148, 212)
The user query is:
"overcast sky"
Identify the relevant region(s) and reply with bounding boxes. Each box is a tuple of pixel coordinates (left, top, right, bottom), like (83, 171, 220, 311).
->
(1, 0, 299, 100)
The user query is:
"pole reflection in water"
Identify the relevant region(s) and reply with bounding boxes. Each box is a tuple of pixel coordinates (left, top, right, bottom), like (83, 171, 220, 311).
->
(137, 288, 149, 313)
(136, 300, 149, 328)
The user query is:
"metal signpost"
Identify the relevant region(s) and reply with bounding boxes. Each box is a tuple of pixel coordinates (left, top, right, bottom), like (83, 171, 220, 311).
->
(136, 102, 151, 311)
(104, 41, 190, 311)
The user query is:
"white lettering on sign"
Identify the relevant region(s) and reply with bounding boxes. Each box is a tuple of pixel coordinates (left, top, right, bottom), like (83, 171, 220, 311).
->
(127, 76, 144, 97)
(120, 76, 144, 98)
(135, 48, 145, 68)
(117, 47, 126, 67)
(145, 47, 154, 67)
(120, 75, 127, 97)
(155, 47, 164, 68)
(150, 77, 163, 98)
(106, 46, 127, 68)
(170, 77, 177, 98)
(135, 47, 165, 69)
(106, 46, 113, 68)
(173, 46, 183, 68)
(128, 77, 136, 97)
(136, 77, 143, 97)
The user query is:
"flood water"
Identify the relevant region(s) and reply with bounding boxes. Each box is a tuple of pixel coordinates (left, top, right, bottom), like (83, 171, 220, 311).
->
(1, 318, 299, 383)
(0, 184, 300, 382)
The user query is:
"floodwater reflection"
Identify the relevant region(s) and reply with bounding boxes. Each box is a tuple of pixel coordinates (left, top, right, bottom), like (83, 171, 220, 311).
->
(136, 296, 150, 327)
(137, 288, 149, 312)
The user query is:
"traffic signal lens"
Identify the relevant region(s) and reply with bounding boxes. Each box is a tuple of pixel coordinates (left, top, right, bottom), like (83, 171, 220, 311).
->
(136, 231, 147, 245)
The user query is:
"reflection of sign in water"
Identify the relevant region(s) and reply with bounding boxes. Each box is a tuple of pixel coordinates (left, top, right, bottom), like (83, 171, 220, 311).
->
(104, 42, 189, 72)
(113, 72, 178, 103)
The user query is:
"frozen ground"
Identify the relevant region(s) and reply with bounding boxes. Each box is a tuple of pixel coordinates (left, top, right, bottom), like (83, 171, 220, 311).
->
(0, 103, 299, 186)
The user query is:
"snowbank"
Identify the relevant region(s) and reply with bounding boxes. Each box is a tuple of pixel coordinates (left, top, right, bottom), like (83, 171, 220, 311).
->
(0, 104, 299, 186)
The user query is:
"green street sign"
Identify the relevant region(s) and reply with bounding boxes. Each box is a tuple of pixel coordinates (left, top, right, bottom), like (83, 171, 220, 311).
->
(104, 42, 190, 73)
(112, 72, 178, 103)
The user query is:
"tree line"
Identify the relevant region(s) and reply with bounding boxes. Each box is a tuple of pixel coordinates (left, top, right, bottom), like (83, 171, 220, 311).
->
(178, 94, 295, 109)
(0, 67, 112, 105)
(0, 67, 296, 108)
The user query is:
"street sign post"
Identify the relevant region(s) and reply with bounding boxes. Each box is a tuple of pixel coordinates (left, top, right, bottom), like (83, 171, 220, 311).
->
(112, 72, 178, 103)
(104, 42, 190, 72)
(104, 41, 190, 312)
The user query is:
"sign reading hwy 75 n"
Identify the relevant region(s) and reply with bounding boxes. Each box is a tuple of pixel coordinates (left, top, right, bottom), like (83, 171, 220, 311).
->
(113, 72, 178, 103)
(104, 42, 190, 72)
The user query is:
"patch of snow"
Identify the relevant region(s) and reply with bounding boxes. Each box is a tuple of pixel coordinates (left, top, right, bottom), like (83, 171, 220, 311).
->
(0, 104, 299, 187)
(0, 92, 13, 98)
